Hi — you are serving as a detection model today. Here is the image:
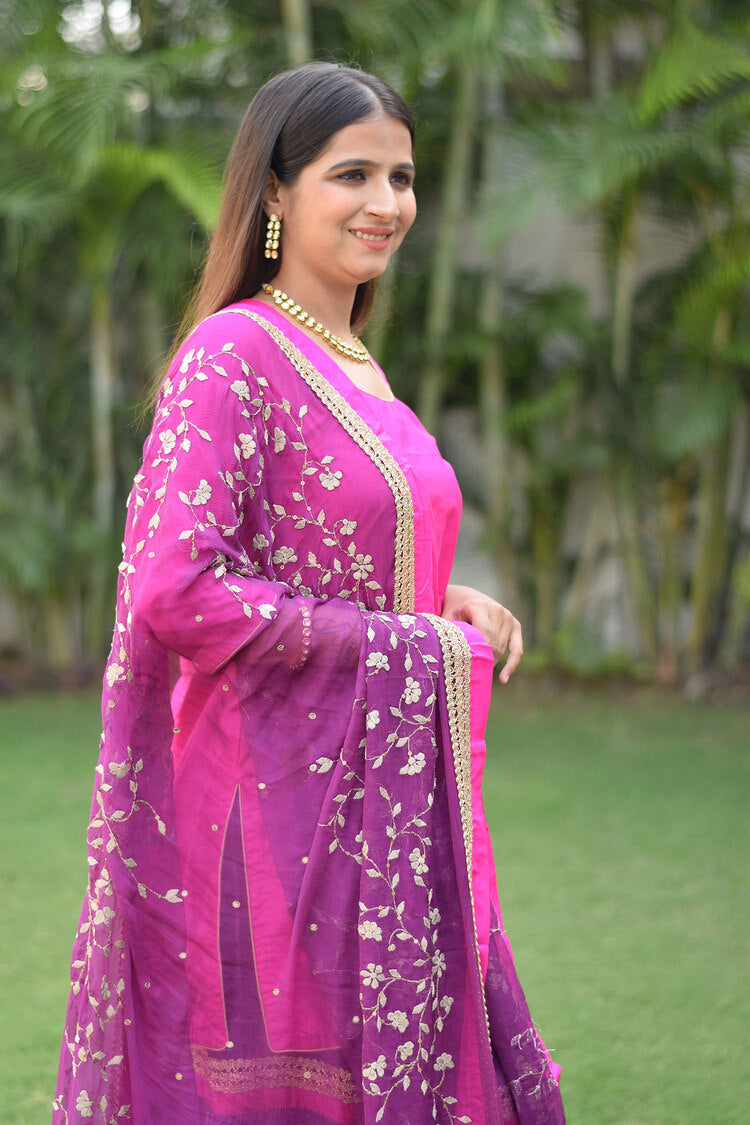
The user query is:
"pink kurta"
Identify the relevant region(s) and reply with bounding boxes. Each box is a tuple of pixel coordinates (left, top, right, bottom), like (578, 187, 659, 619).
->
(54, 301, 564, 1125)
(253, 303, 500, 982)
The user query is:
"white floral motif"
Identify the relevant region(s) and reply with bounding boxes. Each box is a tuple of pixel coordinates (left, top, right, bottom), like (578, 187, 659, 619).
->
(351, 553, 375, 581)
(365, 652, 390, 673)
(362, 1055, 387, 1081)
(230, 379, 250, 400)
(75, 1091, 94, 1117)
(409, 848, 428, 875)
(339, 519, 357, 535)
(92, 905, 115, 926)
(397, 1041, 415, 1061)
(253, 533, 269, 550)
(358, 920, 383, 942)
(400, 752, 426, 776)
(106, 663, 125, 688)
(319, 468, 342, 490)
(239, 432, 256, 457)
(385, 1009, 409, 1033)
(159, 429, 176, 455)
(272, 546, 297, 565)
(432, 950, 447, 976)
(272, 426, 286, 452)
(192, 479, 212, 505)
(403, 677, 421, 704)
(434, 1052, 454, 1072)
(366, 709, 381, 730)
(360, 963, 386, 989)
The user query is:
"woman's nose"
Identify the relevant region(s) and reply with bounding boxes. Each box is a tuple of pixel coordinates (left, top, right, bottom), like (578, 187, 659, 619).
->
(364, 181, 399, 220)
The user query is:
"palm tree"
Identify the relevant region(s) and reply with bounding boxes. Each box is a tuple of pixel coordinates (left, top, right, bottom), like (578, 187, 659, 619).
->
(477, 6, 750, 671)
(0, 10, 228, 660)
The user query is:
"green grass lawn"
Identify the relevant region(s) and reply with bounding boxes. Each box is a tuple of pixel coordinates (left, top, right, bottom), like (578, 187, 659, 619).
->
(0, 686, 747, 1124)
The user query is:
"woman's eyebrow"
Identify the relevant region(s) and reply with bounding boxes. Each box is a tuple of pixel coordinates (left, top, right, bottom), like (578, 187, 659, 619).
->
(326, 157, 416, 173)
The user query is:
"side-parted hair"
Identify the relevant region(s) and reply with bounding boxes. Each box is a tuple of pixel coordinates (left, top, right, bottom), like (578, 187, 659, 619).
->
(163, 62, 415, 386)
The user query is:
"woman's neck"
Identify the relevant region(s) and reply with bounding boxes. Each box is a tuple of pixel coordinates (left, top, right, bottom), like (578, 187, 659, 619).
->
(262, 271, 357, 342)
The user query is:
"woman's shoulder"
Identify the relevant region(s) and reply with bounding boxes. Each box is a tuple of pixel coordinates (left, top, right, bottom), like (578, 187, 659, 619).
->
(152, 304, 282, 423)
(178, 300, 277, 365)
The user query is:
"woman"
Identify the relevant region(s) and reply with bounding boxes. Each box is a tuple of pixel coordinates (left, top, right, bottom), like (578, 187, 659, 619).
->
(54, 63, 565, 1124)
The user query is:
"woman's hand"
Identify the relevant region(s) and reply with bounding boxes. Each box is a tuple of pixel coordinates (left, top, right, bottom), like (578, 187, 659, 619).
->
(441, 584, 523, 684)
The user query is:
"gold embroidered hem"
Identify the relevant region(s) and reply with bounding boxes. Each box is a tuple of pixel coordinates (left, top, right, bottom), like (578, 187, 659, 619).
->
(425, 615, 473, 869)
(215, 307, 416, 614)
(424, 615, 491, 1036)
(191, 1046, 362, 1102)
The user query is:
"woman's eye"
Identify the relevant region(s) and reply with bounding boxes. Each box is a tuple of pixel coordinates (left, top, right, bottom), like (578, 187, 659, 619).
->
(339, 169, 365, 182)
(391, 172, 414, 187)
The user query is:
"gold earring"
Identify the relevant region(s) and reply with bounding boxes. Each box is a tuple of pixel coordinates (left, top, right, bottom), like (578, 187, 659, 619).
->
(264, 213, 281, 259)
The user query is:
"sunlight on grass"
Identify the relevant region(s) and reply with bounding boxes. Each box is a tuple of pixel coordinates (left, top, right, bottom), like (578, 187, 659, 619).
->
(0, 687, 747, 1124)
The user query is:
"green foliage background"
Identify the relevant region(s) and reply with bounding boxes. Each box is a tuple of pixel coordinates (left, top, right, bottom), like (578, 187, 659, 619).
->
(0, 0, 748, 681)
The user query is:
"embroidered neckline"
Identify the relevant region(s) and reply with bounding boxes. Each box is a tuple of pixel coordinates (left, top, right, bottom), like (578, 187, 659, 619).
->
(213, 307, 415, 613)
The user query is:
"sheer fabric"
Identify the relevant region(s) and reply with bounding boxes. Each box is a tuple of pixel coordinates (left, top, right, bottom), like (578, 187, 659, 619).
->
(53, 303, 564, 1124)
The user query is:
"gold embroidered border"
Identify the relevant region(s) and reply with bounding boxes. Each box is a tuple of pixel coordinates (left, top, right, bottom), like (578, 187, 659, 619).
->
(191, 1046, 361, 1102)
(213, 308, 415, 613)
(424, 614, 490, 1036)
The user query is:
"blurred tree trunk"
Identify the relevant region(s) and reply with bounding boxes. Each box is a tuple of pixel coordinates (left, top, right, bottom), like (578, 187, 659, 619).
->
(281, 0, 312, 66)
(476, 74, 522, 616)
(717, 400, 750, 664)
(686, 308, 733, 673)
(655, 468, 689, 681)
(561, 478, 615, 625)
(530, 495, 559, 646)
(417, 60, 477, 433)
(88, 278, 117, 657)
(609, 159, 657, 665)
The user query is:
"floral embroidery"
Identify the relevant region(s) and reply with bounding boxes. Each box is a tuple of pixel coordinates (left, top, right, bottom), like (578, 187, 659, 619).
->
(319, 609, 472, 1123)
(54, 316, 491, 1125)
(358, 920, 383, 941)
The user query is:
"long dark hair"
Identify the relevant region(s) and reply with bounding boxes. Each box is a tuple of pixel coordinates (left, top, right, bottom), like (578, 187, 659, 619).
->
(163, 62, 414, 383)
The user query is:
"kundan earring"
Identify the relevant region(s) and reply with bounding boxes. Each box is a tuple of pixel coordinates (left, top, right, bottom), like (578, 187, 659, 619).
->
(264, 213, 281, 259)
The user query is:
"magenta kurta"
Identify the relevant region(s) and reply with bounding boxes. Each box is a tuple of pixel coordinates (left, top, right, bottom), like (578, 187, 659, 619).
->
(54, 302, 564, 1124)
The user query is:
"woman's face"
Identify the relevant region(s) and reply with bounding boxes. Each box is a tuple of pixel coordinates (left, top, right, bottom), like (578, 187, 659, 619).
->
(269, 108, 416, 296)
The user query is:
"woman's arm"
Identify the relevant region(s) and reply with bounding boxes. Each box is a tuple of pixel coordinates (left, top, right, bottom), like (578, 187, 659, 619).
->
(441, 583, 523, 683)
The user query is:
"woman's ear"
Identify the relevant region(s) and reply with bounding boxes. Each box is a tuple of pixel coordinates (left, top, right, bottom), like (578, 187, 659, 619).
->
(262, 171, 283, 217)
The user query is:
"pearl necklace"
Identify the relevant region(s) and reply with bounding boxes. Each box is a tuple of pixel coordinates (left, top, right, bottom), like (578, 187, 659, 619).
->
(262, 284, 370, 363)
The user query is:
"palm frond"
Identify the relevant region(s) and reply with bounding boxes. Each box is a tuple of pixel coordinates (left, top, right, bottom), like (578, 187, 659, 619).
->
(0, 139, 73, 223)
(95, 142, 222, 232)
(652, 376, 740, 460)
(8, 36, 246, 183)
(479, 100, 692, 243)
(339, 0, 567, 81)
(504, 373, 578, 435)
(636, 21, 750, 124)
(674, 256, 750, 356)
(0, 0, 48, 61)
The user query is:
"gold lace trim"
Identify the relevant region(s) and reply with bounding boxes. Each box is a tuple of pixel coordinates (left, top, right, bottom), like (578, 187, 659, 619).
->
(425, 615, 490, 1036)
(191, 1045, 361, 1102)
(214, 308, 416, 613)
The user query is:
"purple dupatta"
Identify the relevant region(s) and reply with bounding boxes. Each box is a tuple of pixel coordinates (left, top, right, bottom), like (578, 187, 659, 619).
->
(53, 307, 564, 1124)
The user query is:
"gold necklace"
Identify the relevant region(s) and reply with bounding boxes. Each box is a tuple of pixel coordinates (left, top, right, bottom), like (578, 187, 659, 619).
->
(261, 284, 370, 363)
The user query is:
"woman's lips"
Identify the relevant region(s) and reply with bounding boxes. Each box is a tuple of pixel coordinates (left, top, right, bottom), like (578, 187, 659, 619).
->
(350, 228, 394, 247)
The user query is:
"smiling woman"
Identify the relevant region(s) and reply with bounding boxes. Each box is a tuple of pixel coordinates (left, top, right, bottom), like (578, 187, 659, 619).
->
(256, 112, 417, 399)
(53, 62, 565, 1125)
